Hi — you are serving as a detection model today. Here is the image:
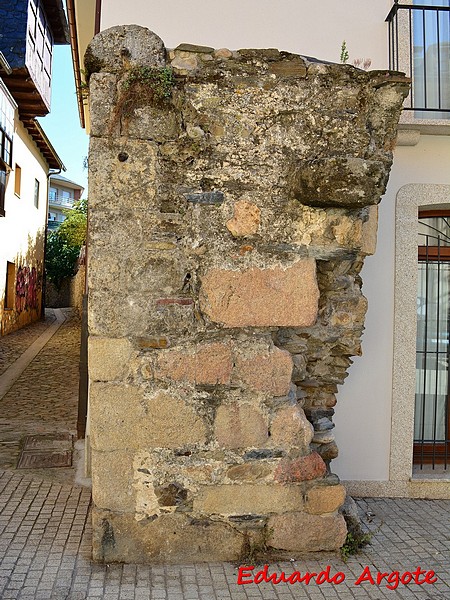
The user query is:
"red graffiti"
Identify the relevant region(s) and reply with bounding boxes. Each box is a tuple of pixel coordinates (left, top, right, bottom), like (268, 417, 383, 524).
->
(15, 266, 38, 313)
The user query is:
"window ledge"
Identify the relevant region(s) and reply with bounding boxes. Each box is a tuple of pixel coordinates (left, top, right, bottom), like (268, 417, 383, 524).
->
(399, 111, 450, 136)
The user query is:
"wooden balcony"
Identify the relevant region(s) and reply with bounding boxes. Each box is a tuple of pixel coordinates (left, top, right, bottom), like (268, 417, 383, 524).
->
(0, 0, 68, 119)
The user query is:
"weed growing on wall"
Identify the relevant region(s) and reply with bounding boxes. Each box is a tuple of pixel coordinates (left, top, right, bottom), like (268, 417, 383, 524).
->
(110, 66, 175, 132)
(340, 41, 349, 64)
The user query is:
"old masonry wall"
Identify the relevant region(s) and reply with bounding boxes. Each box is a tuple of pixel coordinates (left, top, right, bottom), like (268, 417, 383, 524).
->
(85, 25, 409, 563)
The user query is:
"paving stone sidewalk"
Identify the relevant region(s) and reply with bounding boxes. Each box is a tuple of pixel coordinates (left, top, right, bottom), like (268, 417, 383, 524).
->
(0, 312, 449, 599)
(0, 472, 448, 600)
(0, 312, 56, 377)
(0, 309, 80, 483)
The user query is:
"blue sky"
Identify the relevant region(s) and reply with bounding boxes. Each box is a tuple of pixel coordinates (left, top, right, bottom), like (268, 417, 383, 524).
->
(38, 45, 89, 196)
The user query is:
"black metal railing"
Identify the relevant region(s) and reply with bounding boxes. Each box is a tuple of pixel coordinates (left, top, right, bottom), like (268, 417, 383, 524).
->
(415, 221, 450, 470)
(386, 2, 450, 115)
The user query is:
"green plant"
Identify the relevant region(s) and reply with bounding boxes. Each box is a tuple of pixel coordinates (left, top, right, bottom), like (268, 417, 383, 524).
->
(45, 199, 87, 289)
(340, 41, 349, 64)
(239, 527, 274, 565)
(108, 65, 175, 134)
(340, 531, 372, 562)
(57, 199, 87, 247)
(45, 232, 82, 289)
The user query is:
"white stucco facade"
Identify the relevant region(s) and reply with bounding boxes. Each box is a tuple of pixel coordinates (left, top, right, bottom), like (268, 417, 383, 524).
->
(0, 114, 50, 335)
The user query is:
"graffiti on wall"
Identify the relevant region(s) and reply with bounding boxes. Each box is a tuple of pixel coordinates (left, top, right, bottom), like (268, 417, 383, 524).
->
(15, 266, 39, 313)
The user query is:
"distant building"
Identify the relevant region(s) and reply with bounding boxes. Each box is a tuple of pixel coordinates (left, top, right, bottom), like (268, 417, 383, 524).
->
(0, 0, 68, 335)
(48, 174, 84, 231)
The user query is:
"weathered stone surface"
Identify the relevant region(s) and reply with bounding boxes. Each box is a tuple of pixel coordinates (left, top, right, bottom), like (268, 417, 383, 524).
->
(292, 157, 389, 208)
(291, 205, 365, 252)
(92, 509, 244, 563)
(291, 354, 307, 382)
(234, 346, 293, 396)
(137, 337, 169, 349)
(214, 48, 233, 59)
(91, 450, 135, 512)
(88, 337, 133, 381)
(269, 59, 307, 78)
(361, 205, 379, 255)
(184, 191, 224, 205)
(312, 430, 335, 444)
(154, 342, 232, 385)
(270, 405, 314, 450)
(268, 512, 347, 551)
(194, 484, 303, 515)
(89, 73, 117, 137)
(274, 453, 327, 483)
(226, 463, 271, 482)
(85, 25, 165, 76)
(304, 484, 346, 515)
(339, 495, 364, 540)
(214, 402, 268, 449)
(124, 105, 180, 142)
(88, 138, 158, 211)
(226, 199, 261, 237)
(175, 43, 215, 54)
(315, 441, 339, 461)
(199, 260, 319, 328)
(90, 384, 207, 451)
(171, 55, 198, 72)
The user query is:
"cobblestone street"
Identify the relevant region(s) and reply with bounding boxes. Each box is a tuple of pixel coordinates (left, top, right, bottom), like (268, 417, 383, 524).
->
(0, 313, 449, 599)
(0, 309, 80, 483)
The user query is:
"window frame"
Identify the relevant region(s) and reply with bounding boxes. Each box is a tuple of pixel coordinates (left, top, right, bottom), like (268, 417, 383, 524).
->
(14, 164, 21, 197)
(4, 261, 15, 310)
(34, 178, 40, 209)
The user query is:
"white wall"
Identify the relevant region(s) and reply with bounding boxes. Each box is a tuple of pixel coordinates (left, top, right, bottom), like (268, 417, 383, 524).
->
(0, 118, 49, 330)
(335, 135, 450, 480)
(100, 0, 391, 69)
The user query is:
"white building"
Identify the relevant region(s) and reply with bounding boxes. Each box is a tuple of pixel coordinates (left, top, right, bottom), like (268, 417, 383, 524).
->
(48, 173, 84, 230)
(68, 0, 450, 498)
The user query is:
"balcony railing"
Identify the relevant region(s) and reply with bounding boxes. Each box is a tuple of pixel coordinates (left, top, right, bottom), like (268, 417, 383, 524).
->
(386, 2, 450, 116)
(48, 195, 74, 208)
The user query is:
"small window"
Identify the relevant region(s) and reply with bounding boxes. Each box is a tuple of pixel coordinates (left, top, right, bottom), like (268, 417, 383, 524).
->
(14, 165, 21, 196)
(34, 179, 40, 208)
(4, 262, 15, 309)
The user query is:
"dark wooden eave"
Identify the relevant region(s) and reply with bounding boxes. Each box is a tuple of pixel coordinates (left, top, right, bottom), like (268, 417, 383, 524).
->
(0, 67, 50, 118)
(22, 118, 65, 171)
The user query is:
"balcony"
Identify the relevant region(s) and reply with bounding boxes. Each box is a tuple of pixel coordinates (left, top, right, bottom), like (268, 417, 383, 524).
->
(0, 0, 68, 120)
(386, 2, 450, 134)
(49, 194, 74, 209)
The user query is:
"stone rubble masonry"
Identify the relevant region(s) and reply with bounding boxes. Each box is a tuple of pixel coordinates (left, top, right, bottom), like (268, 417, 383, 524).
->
(85, 24, 409, 562)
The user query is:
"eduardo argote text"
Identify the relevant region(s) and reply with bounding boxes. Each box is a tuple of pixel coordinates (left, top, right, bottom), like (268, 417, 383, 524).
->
(237, 565, 438, 590)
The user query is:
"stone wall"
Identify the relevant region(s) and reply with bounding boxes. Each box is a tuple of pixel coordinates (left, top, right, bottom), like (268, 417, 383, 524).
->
(85, 25, 409, 563)
(46, 264, 86, 314)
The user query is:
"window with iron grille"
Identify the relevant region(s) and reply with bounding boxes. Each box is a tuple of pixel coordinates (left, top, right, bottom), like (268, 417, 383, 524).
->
(415, 210, 450, 469)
